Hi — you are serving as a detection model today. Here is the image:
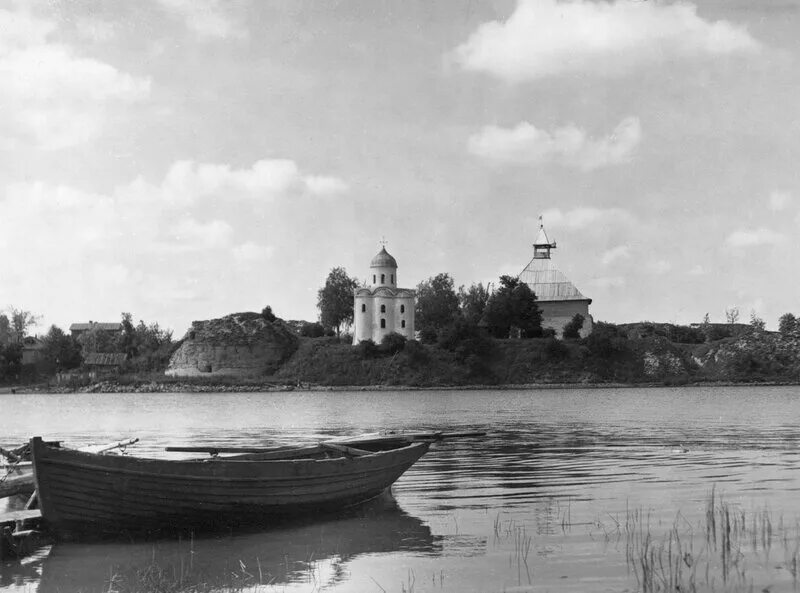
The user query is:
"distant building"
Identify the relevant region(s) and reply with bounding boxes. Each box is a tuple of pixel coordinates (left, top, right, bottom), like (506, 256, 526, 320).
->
(353, 246, 416, 345)
(69, 322, 122, 338)
(82, 352, 127, 378)
(518, 218, 593, 338)
(21, 336, 45, 365)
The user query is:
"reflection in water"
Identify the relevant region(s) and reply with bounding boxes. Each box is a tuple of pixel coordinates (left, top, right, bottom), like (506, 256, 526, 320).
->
(3, 386, 800, 592)
(31, 494, 439, 593)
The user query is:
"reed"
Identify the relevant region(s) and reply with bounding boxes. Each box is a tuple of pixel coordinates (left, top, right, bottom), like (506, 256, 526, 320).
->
(624, 489, 800, 592)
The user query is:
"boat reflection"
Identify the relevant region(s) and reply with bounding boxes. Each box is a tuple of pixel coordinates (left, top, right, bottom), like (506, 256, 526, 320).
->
(33, 493, 439, 593)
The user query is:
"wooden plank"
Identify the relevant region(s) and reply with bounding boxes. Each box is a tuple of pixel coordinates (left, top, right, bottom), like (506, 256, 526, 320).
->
(321, 443, 372, 457)
(0, 509, 41, 523)
(165, 446, 284, 454)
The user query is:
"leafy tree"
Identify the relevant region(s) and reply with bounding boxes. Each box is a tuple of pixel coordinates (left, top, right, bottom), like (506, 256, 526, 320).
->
(562, 313, 585, 339)
(749, 310, 766, 332)
(317, 267, 358, 338)
(3, 307, 40, 343)
(41, 325, 82, 371)
(458, 282, 491, 326)
(261, 306, 277, 323)
(77, 324, 118, 354)
(483, 276, 542, 339)
(415, 273, 460, 336)
(0, 314, 9, 345)
(0, 343, 22, 383)
(725, 307, 740, 325)
(779, 313, 797, 336)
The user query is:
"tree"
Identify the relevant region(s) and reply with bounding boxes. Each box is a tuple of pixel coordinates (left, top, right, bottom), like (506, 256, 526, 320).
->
(562, 313, 585, 339)
(725, 307, 740, 325)
(261, 306, 277, 323)
(749, 310, 765, 332)
(415, 273, 460, 336)
(317, 267, 358, 338)
(0, 314, 9, 345)
(779, 313, 797, 336)
(483, 276, 542, 339)
(4, 307, 40, 343)
(458, 282, 491, 326)
(41, 325, 82, 372)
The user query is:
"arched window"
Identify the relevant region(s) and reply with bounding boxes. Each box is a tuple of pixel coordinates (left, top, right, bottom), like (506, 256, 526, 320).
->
(401, 320, 406, 328)
(361, 304, 366, 313)
(391, 274, 394, 284)
(400, 305, 405, 313)
(381, 319, 386, 328)
(380, 304, 386, 313)
(373, 275, 376, 284)
(381, 274, 385, 284)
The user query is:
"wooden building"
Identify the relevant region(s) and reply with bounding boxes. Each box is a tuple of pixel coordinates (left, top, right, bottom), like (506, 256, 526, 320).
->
(518, 219, 593, 338)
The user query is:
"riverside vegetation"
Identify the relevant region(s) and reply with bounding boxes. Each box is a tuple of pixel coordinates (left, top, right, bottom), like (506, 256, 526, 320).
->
(3, 269, 800, 390)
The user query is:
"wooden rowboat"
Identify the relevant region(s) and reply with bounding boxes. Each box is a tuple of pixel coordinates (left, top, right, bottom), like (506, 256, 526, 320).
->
(30, 435, 430, 537)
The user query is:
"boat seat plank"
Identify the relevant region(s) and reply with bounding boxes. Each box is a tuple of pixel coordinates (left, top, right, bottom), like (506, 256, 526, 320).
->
(0, 509, 42, 523)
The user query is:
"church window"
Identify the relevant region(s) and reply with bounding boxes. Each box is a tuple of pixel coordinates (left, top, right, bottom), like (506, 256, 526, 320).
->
(373, 275, 376, 284)
(391, 274, 394, 284)
(381, 318, 386, 328)
(381, 274, 385, 284)
(400, 305, 405, 313)
(361, 304, 366, 313)
(401, 320, 406, 328)
(380, 304, 386, 313)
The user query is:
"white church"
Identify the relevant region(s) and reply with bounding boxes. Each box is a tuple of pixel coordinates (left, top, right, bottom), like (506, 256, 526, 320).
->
(352, 246, 416, 345)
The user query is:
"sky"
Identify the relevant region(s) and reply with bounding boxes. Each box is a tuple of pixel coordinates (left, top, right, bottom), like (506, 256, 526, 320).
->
(1, 0, 799, 336)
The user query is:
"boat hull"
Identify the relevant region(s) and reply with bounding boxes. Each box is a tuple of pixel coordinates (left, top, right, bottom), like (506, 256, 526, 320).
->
(30, 437, 429, 536)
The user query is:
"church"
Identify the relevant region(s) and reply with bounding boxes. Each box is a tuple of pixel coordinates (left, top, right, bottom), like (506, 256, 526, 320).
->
(352, 246, 416, 345)
(518, 218, 594, 338)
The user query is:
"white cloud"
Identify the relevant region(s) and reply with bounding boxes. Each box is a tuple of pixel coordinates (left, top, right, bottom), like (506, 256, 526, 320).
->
(156, 0, 246, 40)
(601, 245, 630, 265)
(0, 157, 348, 330)
(233, 242, 276, 264)
(540, 206, 636, 231)
(454, 0, 759, 82)
(590, 276, 626, 289)
(0, 7, 150, 150)
(769, 190, 793, 212)
(468, 117, 641, 170)
(646, 259, 672, 275)
(305, 176, 350, 196)
(688, 265, 706, 276)
(725, 228, 786, 247)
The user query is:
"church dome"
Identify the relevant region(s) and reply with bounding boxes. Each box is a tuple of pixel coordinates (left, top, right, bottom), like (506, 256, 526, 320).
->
(370, 246, 398, 268)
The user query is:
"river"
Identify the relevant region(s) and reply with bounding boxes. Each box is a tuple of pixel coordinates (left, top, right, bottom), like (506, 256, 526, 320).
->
(2, 385, 800, 592)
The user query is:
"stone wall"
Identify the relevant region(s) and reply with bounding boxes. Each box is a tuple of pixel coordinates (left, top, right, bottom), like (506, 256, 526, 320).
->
(166, 312, 299, 377)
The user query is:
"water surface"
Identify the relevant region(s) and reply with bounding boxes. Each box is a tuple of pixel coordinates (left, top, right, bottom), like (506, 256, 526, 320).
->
(2, 385, 800, 592)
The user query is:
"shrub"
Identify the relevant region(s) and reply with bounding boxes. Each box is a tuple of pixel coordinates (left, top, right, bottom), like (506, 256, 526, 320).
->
(299, 322, 325, 338)
(562, 314, 585, 339)
(356, 339, 378, 359)
(544, 337, 570, 361)
(380, 332, 407, 355)
(418, 326, 438, 345)
(261, 306, 277, 322)
(541, 327, 556, 338)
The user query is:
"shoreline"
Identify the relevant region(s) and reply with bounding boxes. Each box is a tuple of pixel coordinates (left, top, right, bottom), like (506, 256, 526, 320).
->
(1, 379, 797, 395)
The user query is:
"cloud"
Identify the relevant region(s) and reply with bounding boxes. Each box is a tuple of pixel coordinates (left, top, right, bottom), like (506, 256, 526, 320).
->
(590, 276, 626, 289)
(646, 259, 672, 275)
(540, 206, 636, 231)
(725, 228, 786, 247)
(688, 265, 706, 276)
(155, 0, 246, 40)
(0, 157, 347, 330)
(468, 117, 641, 170)
(769, 190, 793, 212)
(0, 7, 150, 150)
(601, 245, 631, 265)
(453, 0, 759, 82)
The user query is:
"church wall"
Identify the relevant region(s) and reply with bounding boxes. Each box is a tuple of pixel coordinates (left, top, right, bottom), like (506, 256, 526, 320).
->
(353, 292, 415, 345)
(538, 300, 593, 338)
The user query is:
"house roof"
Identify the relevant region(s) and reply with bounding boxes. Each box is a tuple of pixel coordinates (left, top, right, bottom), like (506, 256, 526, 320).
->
(83, 352, 127, 366)
(70, 322, 122, 332)
(518, 257, 591, 303)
